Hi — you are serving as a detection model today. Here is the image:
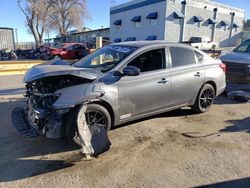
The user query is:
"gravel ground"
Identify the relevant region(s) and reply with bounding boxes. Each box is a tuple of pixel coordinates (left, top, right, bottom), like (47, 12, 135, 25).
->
(0, 75, 250, 188)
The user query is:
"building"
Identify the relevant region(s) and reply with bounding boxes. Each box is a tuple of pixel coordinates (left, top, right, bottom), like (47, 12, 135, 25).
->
(242, 19, 250, 42)
(16, 42, 36, 50)
(110, 0, 245, 47)
(65, 28, 110, 43)
(45, 28, 110, 45)
(0, 27, 15, 50)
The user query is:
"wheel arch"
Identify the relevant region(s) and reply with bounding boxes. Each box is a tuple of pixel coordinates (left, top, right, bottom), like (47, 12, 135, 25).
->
(204, 80, 217, 95)
(90, 100, 115, 126)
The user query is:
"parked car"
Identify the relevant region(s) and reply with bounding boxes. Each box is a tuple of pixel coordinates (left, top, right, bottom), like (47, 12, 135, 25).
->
(87, 37, 111, 49)
(49, 43, 90, 60)
(183, 37, 217, 50)
(220, 39, 250, 84)
(12, 41, 226, 144)
(0, 49, 18, 60)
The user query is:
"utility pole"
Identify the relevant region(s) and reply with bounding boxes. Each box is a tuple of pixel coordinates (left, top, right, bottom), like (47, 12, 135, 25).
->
(111, 0, 117, 7)
(15, 28, 18, 47)
(47, 31, 50, 46)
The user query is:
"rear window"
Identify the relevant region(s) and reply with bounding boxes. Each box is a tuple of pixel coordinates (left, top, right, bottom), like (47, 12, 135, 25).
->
(233, 40, 250, 53)
(54, 43, 65, 49)
(170, 47, 196, 67)
(190, 37, 202, 43)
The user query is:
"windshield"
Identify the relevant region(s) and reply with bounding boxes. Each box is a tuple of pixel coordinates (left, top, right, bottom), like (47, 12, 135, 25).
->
(233, 40, 250, 53)
(54, 43, 65, 49)
(74, 45, 137, 72)
(190, 37, 202, 43)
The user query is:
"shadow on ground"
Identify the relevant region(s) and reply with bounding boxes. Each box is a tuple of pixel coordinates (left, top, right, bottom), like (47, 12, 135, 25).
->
(214, 95, 247, 105)
(0, 87, 25, 96)
(220, 116, 250, 133)
(195, 177, 250, 188)
(0, 99, 80, 182)
(112, 108, 197, 130)
(1, 95, 248, 182)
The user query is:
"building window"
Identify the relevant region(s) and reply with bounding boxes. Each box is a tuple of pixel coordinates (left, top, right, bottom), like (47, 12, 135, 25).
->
(116, 25, 122, 30)
(113, 19, 122, 30)
(131, 15, 141, 28)
(146, 35, 157, 40)
(173, 11, 184, 25)
(146, 12, 158, 26)
(220, 21, 229, 31)
(135, 22, 141, 28)
(208, 18, 217, 29)
(125, 37, 136, 41)
(233, 23, 238, 32)
(222, 25, 227, 31)
(150, 19, 157, 26)
(194, 22, 201, 28)
(174, 19, 181, 25)
(193, 16, 203, 28)
(208, 24, 213, 29)
(114, 38, 121, 43)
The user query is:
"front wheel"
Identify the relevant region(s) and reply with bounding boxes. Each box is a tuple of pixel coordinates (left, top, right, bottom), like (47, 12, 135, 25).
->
(65, 103, 111, 144)
(192, 84, 215, 113)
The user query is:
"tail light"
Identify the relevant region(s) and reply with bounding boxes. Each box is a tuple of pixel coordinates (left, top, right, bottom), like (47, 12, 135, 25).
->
(219, 63, 226, 72)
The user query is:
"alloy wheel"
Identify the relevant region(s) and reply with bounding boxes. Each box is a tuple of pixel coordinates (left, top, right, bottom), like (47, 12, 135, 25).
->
(85, 110, 108, 129)
(199, 88, 214, 110)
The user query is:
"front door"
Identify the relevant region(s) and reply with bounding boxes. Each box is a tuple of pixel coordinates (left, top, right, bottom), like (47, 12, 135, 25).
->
(117, 48, 172, 121)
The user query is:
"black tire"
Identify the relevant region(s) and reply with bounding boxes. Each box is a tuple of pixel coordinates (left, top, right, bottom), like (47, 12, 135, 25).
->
(65, 103, 111, 143)
(192, 84, 215, 113)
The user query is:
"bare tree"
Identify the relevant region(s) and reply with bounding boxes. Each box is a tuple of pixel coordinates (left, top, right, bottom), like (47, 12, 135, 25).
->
(18, 0, 53, 47)
(49, 0, 89, 42)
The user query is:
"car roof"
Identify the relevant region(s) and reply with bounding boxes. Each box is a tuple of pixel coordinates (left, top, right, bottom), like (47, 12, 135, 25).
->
(62, 43, 84, 46)
(110, 40, 190, 48)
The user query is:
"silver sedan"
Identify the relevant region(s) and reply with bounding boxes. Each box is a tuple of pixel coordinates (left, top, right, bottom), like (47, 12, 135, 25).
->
(12, 41, 226, 143)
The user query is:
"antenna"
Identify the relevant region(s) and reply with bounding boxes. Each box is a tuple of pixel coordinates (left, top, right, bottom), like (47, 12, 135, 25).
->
(111, 0, 117, 7)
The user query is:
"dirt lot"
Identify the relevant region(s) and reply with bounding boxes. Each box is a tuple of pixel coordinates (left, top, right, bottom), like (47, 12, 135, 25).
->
(0, 75, 250, 188)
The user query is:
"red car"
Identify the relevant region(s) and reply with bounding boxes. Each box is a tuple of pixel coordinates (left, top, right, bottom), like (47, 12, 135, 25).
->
(49, 43, 90, 60)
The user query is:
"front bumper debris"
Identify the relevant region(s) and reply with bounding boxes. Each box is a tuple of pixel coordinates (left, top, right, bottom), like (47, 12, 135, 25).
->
(77, 104, 111, 159)
(11, 107, 39, 138)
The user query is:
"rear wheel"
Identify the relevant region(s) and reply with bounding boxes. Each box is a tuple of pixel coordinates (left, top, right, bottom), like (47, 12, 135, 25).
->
(192, 84, 215, 113)
(65, 103, 111, 143)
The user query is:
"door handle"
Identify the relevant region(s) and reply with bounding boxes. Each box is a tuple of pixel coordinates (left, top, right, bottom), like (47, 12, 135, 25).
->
(158, 77, 169, 84)
(194, 72, 203, 77)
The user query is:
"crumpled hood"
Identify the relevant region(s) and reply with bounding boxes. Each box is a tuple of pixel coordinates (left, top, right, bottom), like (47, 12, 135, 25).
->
(23, 65, 101, 83)
(220, 52, 250, 64)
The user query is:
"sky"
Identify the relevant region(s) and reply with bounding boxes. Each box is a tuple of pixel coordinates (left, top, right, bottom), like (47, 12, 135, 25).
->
(0, 0, 249, 42)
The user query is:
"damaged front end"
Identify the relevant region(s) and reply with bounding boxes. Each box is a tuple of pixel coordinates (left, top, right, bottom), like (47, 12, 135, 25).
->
(24, 75, 90, 138)
(12, 65, 100, 139)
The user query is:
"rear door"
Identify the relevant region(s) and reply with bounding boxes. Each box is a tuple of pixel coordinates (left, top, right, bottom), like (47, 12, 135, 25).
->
(117, 48, 172, 120)
(169, 46, 204, 106)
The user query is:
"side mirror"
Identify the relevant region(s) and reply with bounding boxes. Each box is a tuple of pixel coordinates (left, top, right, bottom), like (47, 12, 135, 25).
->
(123, 66, 140, 76)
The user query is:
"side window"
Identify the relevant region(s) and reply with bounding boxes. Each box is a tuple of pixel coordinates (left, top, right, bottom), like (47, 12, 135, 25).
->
(194, 51, 204, 62)
(127, 49, 165, 72)
(73, 45, 79, 50)
(170, 47, 196, 67)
